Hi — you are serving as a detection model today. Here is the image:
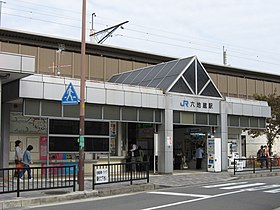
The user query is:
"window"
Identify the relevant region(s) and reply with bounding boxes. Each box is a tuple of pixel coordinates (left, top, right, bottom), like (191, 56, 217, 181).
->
(250, 117, 258, 128)
(240, 117, 249, 127)
(85, 121, 109, 135)
(209, 114, 218, 125)
(196, 113, 207, 125)
(104, 105, 120, 120)
(139, 108, 154, 122)
(229, 115, 239, 127)
(49, 119, 79, 135)
(49, 119, 110, 152)
(122, 107, 137, 121)
(41, 100, 61, 117)
(24, 99, 40, 116)
(181, 112, 194, 124)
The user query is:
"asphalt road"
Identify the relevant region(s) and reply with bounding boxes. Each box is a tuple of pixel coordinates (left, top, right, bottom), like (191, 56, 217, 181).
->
(18, 176, 280, 210)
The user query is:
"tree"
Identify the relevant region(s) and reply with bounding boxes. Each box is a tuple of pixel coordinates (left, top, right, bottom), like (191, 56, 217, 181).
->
(249, 93, 280, 155)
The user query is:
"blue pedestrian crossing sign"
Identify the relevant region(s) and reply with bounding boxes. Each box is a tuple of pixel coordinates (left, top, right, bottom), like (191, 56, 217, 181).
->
(62, 83, 79, 105)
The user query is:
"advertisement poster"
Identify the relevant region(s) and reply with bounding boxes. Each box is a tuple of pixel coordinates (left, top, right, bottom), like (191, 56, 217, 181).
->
(40, 136, 48, 160)
(110, 122, 117, 138)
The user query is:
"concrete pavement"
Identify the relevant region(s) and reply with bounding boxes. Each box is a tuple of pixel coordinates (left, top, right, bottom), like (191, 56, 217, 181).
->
(0, 170, 278, 210)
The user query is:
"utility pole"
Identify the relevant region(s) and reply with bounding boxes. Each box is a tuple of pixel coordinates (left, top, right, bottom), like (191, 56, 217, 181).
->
(90, 13, 96, 43)
(223, 46, 227, 65)
(78, 0, 86, 191)
(0, 1, 6, 27)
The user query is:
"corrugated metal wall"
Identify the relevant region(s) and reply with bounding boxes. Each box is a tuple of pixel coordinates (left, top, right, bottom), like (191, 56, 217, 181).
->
(1, 41, 280, 99)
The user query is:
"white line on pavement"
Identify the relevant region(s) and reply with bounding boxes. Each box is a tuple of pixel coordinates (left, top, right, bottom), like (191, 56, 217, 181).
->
(243, 185, 280, 191)
(142, 182, 280, 210)
(220, 183, 265, 190)
(147, 191, 211, 198)
(203, 182, 248, 188)
(264, 188, 280, 193)
(141, 190, 244, 210)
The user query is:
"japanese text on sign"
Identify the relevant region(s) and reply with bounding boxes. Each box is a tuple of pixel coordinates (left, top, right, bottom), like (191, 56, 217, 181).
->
(180, 100, 213, 109)
(95, 169, 109, 184)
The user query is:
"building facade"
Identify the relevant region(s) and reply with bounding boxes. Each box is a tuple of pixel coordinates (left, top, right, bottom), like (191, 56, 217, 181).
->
(0, 28, 276, 173)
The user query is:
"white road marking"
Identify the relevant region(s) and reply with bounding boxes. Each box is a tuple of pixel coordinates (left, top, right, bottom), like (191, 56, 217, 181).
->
(243, 184, 280, 192)
(203, 182, 248, 188)
(220, 183, 265, 190)
(147, 191, 211, 198)
(142, 190, 244, 210)
(264, 188, 280, 193)
(143, 182, 280, 210)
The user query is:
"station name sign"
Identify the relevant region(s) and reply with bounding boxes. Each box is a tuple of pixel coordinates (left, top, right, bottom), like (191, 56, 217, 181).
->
(171, 95, 220, 114)
(180, 100, 213, 109)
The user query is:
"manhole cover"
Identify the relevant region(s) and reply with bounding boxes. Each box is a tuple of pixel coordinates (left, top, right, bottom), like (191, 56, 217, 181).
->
(44, 190, 69, 195)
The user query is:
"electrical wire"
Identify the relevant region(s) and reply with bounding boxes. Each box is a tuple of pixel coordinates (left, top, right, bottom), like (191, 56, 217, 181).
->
(2, 12, 81, 29)
(3, 1, 280, 68)
(4, 6, 81, 22)
(8, 0, 280, 57)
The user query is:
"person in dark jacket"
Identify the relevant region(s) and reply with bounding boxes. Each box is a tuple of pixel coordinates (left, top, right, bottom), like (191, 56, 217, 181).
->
(20, 145, 34, 180)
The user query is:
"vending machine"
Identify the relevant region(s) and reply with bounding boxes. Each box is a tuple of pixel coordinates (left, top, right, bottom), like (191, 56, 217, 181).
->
(207, 138, 221, 172)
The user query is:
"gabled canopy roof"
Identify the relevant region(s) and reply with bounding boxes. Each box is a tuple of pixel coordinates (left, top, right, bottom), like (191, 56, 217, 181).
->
(109, 56, 223, 98)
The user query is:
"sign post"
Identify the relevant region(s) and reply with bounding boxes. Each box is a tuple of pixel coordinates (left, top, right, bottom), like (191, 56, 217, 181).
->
(154, 133, 158, 174)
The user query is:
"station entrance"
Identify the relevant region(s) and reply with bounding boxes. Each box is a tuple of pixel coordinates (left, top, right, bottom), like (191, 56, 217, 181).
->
(173, 125, 212, 170)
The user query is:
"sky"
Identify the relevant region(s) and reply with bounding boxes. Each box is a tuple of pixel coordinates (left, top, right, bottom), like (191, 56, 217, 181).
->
(2, 0, 280, 75)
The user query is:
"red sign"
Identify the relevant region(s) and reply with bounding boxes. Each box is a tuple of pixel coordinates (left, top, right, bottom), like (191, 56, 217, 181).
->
(40, 136, 47, 160)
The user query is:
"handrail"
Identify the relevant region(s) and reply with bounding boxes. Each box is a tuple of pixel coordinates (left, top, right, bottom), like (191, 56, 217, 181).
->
(233, 157, 280, 175)
(0, 165, 76, 197)
(92, 161, 149, 190)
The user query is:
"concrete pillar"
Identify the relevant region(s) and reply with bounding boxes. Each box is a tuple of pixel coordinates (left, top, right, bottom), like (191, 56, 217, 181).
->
(0, 80, 10, 169)
(216, 101, 228, 171)
(158, 94, 173, 174)
(0, 79, 2, 168)
(117, 122, 122, 156)
(1, 102, 11, 169)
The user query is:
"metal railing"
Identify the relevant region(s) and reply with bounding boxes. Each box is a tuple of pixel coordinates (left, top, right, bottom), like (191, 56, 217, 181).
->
(0, 165, 76, 197)
(233, 157, 280, 175)
(92, 162, 149, 190)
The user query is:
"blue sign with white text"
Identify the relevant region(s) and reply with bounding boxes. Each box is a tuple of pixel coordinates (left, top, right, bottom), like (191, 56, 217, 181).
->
(62, 83, 79, 105)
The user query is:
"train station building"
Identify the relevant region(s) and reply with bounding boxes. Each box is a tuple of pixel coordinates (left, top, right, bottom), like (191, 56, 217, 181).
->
(0, 28, 274, 173)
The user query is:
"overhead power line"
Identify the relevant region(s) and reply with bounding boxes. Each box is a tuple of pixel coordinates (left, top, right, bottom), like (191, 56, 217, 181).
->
(2, 1, 280, 68)
(4, 6, 80, 22)
(2, 12, 81, 29)
(7, 1, 280, 58)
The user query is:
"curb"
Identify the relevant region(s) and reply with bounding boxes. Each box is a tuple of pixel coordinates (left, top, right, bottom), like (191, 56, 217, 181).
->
(234, 172, 280, 179)
(0, 183, 155, 210)
(1, 172, 279, 210)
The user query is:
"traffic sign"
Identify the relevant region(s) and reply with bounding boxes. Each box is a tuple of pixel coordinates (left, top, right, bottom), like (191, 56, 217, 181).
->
(62, 83, 79, 105)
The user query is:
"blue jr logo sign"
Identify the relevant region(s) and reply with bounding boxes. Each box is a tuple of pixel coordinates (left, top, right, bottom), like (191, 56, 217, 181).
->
(180, 100, 189, 107)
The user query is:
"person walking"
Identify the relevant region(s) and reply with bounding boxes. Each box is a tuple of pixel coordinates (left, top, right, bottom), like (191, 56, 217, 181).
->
(257, 145, 267, 169)
(14, 140, 23, 177)
(136, 146, 144, 162)
(130, 144, 137, 171)
(135, 146, 145, 171)
(264, 145, 270, 169)
(21, 145, 34, 180)
(195, 145, 204, 170)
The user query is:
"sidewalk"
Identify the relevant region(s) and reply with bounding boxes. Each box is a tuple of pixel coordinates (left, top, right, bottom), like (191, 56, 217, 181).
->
(0, 170, 275, 210)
